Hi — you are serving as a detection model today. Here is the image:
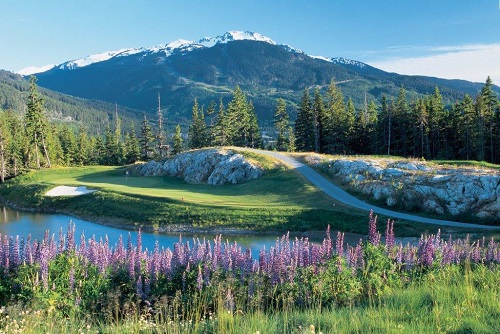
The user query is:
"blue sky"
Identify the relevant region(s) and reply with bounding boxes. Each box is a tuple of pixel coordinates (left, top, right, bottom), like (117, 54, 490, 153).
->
(1, 0, 500, 83)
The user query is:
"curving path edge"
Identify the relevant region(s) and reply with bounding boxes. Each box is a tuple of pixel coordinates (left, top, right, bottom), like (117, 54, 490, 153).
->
(244, 148, 500, 230)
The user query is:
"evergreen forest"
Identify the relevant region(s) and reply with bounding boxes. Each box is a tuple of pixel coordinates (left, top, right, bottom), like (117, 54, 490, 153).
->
(0, 75, 499, 183)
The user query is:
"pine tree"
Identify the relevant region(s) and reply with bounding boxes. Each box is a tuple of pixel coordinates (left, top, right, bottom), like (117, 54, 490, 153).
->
(75, 128, 91, 165)
(226, 86, 261, 148)
(5, 111, 23, 176)
(273, 98, 290, 151)
(378, 96, 395, 155)
(25, 76, 51, 168)
(156, 92, 168, 158)
(104, 125, 122, 165)
(227, 86, 249, 147)
(124, 127, 141, 164)
(59, 126, 77, 165)
(352, 96, 377, 154)
(479, 76, 498, 162)
(205, 100, 216, 145)
(0, 112, 11, 182)
(415, 98, 429, 159)
(172, 124, 184, 155)
(294, 88, 315, 152)
(247, 101, 262, 148)
(312, 89, 325, 153)
(140, 115, 154, 160)
(428, 87, 446, 159)
(321, 81, 348, 154)
(188, 98, 208, 149)
(212, 98, 229, 146)
(393, 87, 411, 156)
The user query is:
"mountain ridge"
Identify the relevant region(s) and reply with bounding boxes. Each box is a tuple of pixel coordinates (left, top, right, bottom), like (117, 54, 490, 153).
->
(17, 31, 499, 125)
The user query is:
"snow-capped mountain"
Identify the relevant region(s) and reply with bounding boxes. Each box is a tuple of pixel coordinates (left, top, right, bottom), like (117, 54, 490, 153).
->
(19, 31, 287, 75)
(19, 31, 362, 75)
(23, 30, 488, 125)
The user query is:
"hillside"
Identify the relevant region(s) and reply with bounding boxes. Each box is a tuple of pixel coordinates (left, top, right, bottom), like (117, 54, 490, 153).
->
(0, 70, 142, 134)
(27, 31, 498, 126)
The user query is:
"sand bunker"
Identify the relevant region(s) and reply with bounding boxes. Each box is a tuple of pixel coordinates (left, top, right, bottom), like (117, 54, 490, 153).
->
(45, 186, 96, 197)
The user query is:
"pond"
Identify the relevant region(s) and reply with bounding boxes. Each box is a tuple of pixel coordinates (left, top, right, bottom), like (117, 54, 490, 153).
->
(0, 206, 331, 258)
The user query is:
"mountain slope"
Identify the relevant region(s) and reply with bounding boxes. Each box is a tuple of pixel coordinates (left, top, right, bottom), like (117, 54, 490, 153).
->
(0, 70, 142, 134)
(27, 31, 498, 125)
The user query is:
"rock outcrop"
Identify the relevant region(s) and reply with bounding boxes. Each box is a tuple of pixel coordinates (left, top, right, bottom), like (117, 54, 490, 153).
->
(130, 149, 263, 185)
(309, 156, 500, 220)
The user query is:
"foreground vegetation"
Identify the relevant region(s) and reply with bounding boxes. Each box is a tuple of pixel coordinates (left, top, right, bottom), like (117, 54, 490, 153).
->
(1, 214, 499, 333)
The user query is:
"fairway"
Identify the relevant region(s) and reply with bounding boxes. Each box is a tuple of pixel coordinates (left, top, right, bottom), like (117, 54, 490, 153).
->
(35, 165, 337, 209)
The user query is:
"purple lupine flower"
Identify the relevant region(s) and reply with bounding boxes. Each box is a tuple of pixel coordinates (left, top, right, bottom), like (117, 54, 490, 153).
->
(150, 241, 160, 282)
(336, 231, 344, 256)
(40, 240, 50, 291)
(49, 233, 57, 259)
(2, 236, 9, 273)
(396, 244, 403, 264)
(197, 265, 203, 291)
(355, 240, 365, 270)
(78, 232, 86, 259)
(126, 233, 133, 258)
(24, 235, 33, 265)
(336, 257, 343, 273)
(486, 238, 496, 263)
(385, 219, 395, 254)
(405, 245, 415, 270)
(66, 222, 75, 253)
(136, 230, 142, 273)
(128, 250, 135, 280)
(10, 236, 20, 268)
(471, 242, 481, 263)
(69, 267, 75, 293)
(368, 210, 380, 246)
(58, 227, 65, 254)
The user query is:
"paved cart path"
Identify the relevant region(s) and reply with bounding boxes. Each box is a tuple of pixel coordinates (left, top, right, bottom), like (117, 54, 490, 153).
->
(244, 148, 500, 230)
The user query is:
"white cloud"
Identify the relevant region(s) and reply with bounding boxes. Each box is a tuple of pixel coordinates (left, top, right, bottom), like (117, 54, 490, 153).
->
(368, 43, 500, 85)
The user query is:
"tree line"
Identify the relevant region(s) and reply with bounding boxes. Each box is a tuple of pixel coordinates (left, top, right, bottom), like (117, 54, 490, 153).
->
(292, 77, 500, 162)
(0, 76, 499, 182)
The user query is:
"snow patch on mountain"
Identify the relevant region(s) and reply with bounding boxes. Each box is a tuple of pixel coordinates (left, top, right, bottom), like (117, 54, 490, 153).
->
(310, 55, 366, 68)
(17, 64, 57, 76)
(58, 48, 145, 70)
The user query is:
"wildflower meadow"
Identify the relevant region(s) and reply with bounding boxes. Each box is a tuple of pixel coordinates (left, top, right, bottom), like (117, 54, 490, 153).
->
(1, 211, 499, 333)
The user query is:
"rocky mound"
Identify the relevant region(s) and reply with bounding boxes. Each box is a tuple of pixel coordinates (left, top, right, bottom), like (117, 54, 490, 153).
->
(306, 155, 500, 220)
(130, 149, 263, 185)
